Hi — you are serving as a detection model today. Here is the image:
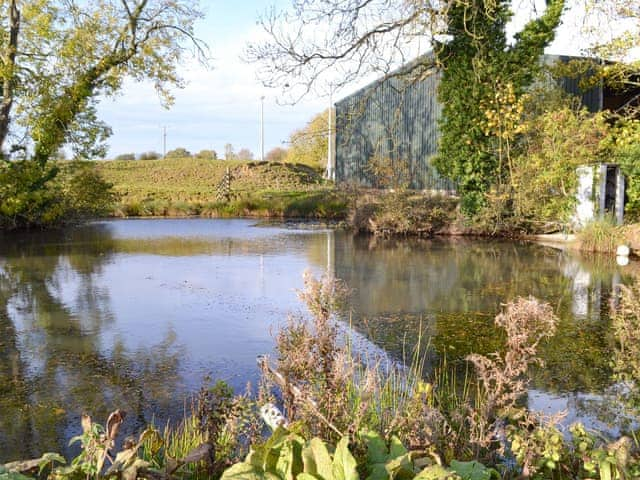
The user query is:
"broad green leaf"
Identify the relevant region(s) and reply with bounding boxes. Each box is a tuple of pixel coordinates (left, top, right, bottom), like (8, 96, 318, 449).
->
(599, 461, 612, 480)
(303, 438, 333, 480)
(105, 448, 137, 476)
(246, 448, 265, 469)
(275, 439, 303, 480)
(298, 474, 322, 480)
(362, 430, 388, 465)
(332, 437, 358, 480)
(385, 453, 415, 480)
(414, 465, 456, 480)
(138, 428, 163, 457)
(220, 462, 266, 480)
(388, 437, 407, 459)
(37, 453, 66, 474)
(449, 461, 499, 480)
(365, 463, 388, 480)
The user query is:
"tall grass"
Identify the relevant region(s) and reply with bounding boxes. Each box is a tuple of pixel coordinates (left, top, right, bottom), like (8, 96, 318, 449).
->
(577, 216, 625, 253)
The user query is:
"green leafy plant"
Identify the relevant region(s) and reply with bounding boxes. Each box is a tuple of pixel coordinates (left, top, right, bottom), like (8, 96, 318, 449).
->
(220, 427, 357, 480)
(220, 426, 500, 480)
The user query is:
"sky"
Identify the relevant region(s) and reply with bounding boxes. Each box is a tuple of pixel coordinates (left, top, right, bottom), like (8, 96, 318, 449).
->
(96, 0, 628, 159)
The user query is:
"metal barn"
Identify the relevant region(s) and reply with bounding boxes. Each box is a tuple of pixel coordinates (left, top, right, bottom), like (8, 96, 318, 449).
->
(334, 56, 452, 191)
(333, 54, 626, 191)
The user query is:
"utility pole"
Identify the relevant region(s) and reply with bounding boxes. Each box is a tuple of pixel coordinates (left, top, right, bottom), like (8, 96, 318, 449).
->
(326, 85, 335, 180)
(162, 126, 167, 158)
(260, 96, 265, 162)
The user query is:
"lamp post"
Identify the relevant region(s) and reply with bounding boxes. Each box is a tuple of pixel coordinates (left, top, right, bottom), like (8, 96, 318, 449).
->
(260, 96, 265, 162)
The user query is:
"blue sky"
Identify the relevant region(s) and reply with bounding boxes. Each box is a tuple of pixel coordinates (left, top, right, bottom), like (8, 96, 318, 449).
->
(97, 0, 613, 159)
(98, 0, 325, 159)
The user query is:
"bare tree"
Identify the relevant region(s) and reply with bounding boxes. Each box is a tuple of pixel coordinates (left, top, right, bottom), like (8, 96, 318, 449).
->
(245, 0, 449, 102)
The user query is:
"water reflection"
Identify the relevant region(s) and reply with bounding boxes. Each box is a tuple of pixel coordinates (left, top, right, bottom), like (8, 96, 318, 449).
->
(0, 230, 183, 460)
(334, 235, 631, 394)
(0, 220, 635, 460)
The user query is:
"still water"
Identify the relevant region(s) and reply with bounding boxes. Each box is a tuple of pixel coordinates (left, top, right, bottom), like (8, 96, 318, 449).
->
(0, 219, 633, 460)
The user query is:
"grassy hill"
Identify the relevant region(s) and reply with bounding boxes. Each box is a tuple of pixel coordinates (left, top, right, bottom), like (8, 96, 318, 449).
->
(95, 158, 347, 218)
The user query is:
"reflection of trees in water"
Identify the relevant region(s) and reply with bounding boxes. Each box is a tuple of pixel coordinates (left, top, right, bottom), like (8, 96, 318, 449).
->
(0, 227, 182, 461)
(333, 233, 623, 396)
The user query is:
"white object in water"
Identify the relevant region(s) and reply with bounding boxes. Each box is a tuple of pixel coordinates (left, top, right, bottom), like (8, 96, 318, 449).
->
(617, 255, 630, 267)
(617, 245, 630, 257)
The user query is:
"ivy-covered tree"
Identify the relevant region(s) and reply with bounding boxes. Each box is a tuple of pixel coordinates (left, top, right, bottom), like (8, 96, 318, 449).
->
(433, 0, 565, 213)
(0, 0, 206, 228)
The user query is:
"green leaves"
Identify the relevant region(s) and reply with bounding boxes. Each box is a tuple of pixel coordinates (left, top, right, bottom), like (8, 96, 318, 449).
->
(449, 461, 499, 480)
(331, 437, 358, 480)
(436, 0, 566, 214)
(222, 430, 358, 480)
(0, 467, 33, 480)
(303, 438, 334, 479)
(362, 430, 413, 480)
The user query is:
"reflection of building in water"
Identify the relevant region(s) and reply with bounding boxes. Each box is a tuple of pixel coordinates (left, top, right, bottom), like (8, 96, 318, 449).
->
(563, 257, 623, 321)
(326, 230, 334, 276)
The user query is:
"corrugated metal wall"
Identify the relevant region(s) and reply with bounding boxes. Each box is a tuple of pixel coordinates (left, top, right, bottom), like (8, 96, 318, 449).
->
(336, 55, 604, 190)
(335, 69, 456, 191)
(546, 55, 603, 112)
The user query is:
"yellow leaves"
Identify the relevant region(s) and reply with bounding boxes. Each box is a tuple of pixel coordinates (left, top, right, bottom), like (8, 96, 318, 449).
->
(480, 82, 525, 142)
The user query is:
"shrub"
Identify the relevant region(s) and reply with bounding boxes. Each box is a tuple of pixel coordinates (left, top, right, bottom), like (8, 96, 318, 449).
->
(139, 151, 161, 160)
(265, 147, 288, 163)
(349, 191, 457, 237)
(237, 148, 254, 161)
(165, 147, 192, 159)
(62, 166, 116, 219)
(195, 149, 217, 160)
(614, 142, 640, 222)
(510, 106, 609, 230)
(0, 160, 64, 229)
(114, 153, 136, 161)
(0, 160, 115, 229)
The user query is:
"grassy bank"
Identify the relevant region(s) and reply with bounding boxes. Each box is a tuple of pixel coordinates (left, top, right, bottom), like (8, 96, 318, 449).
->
(95, 158, 348, 219)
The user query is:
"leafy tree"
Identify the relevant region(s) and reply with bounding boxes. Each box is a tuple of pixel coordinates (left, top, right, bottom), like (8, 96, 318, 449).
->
(0, 0, 206, 228)
(433, 0, 565, 214)
(285, 110, 329, 170)
(139, 151, 161, 160)
(195, 149, 217, 160)
(604, 117, 640, 221)
(512, 103, 609, 226)
(165, 147, 192, 159)
(582, 0, 640, 91)
(115, 153, 136, 161)
(237, 148, 254, 161)
(265, 146, 288, 163)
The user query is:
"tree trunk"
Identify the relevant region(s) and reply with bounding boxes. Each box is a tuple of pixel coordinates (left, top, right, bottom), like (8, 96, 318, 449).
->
(0, 0, 20, 156)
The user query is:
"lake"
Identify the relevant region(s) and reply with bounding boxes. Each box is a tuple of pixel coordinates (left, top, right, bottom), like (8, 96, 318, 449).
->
(0, 218, 633, 461)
